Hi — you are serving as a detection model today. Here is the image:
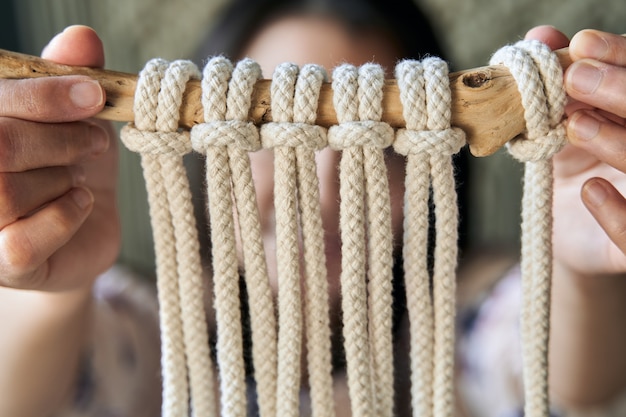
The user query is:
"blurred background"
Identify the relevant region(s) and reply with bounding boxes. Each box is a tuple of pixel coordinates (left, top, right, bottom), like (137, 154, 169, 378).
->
(0, 0, 624, 277)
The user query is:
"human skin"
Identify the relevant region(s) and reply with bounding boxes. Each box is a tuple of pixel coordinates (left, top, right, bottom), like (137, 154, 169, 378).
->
(532, 26, 626, 408)
(1, 21, 626, 416)
(0, 26, 120, 415)
(0, 18, 407, 415)
(236, 19, 626, 411)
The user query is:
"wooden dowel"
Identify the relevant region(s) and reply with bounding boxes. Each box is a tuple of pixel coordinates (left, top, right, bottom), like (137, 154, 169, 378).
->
(0, 47, 573, 156)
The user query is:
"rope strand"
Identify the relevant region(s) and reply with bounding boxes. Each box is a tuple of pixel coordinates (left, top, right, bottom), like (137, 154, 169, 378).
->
(394, 60, 433, 417)
(490, 39, 567, 417)
(394, 57, 465, 417)
(120, 45, 564, 417)
(262, 63, 304, 417)
(357, 64, 395, 417)
(328, 63, 395, 417)
(121, 58, 216, 417)
(191, 56, 248, 417)
(224, 59, 278, 417)
(293, 64, 336, 417)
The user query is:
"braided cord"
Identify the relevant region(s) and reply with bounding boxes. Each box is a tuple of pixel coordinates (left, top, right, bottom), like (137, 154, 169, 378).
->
(358, 64, 395, 417)
(264, 63, 304, 417)
(490, 39, 567, 417)
(121, 58, 216, 417)
(424, 59, 459, 417)
(395, 60, 433, 417)
(191, 56, 279, 417)
(330, 64, 372, 417)
(395, 57, 465, 417)
(293, 64, 336, 417)
(198, 57, 247, 417)
(118, 43, 564, 417)
(329, 63, 395, 417)
(226, 59, 278, 417)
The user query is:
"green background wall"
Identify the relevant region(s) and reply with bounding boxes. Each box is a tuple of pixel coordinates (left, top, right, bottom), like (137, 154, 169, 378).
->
(6, 0, 625, 276)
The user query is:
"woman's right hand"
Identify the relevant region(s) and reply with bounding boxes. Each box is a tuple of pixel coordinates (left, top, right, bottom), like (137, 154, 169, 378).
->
(0, 25, 121, 292)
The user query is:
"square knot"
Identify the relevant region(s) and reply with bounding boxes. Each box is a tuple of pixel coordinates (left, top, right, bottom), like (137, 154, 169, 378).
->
(191, 120, 261, 152)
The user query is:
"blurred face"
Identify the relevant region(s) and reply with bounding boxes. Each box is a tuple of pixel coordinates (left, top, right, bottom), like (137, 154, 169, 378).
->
(239, 14, 406, 304)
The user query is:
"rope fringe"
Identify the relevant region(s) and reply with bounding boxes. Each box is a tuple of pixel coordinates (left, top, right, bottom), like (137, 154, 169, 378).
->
(121, 59, 216, 417)
(490, 39, 566, 417)
(328, 63, 395, 417)
(394, 57, 464, 417)
(120, 42, 564, 416)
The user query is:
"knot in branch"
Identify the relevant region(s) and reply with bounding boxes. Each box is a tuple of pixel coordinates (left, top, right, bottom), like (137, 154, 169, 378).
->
(394, 57, 465, 157)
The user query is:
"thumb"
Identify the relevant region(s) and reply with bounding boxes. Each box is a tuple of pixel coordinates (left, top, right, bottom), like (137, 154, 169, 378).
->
(42, 25, 105, 68)
(524, 25, 570, 51)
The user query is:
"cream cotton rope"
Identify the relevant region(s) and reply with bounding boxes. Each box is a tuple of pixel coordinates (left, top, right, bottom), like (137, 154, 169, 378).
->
(490, 39, 567, 417)
(394, 57, 465, 417)
(119, 41, 565, 417)
(120, 59, 216, 417)
(191, 56, 278, 417)
(260, 62, 334, 417)
(328, 63, 395, 417)
(261, 63, 334, 416)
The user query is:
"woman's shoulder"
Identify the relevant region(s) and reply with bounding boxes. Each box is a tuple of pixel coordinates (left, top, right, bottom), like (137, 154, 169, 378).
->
(456, 254, 626, 417)
(54, 265, 162, 417)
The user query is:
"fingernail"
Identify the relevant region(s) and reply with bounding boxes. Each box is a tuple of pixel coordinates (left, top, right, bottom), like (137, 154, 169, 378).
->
(69, 80, 104, 109)
(89, 125, 109, 154)
(582, 179, 608, 207)
(569, 111, 600, 141)
(567, 61, 603, 95)
(71, 187, 93, 210)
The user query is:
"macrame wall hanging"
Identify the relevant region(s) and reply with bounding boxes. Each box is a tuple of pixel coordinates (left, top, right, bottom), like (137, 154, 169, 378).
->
(0, 38, 568, 417)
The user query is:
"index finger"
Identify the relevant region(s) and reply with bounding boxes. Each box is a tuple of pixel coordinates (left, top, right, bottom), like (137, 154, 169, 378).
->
(0, 75, 105, 123)
(565, 60, 626, 119)
(570, 30, 626, 66)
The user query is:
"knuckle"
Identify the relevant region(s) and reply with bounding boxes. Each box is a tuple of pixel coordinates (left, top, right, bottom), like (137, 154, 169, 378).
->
(13, 78, 56, 120)
(63, 123, 91, 162)
(49, 204, 78, 237)
(0, 119, 20, 170)
(20, 86, 44, 117)
(0, 174, 19, 222)
(609, 215, 626, 242)
(0, 230, 40, 286)
(0, 78, 69, 122)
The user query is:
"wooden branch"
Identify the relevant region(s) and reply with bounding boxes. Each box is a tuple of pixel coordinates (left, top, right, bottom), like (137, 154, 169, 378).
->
(0, 47, 573, 156)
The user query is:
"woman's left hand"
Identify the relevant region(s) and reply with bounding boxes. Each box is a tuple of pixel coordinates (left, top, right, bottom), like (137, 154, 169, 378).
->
(528, 27, 626, 276)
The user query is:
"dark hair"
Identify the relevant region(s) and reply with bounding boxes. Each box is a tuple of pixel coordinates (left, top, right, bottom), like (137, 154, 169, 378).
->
(194, 0, 468, 250)
(194, 2, 469, 401)
(196, 0, 445, 62)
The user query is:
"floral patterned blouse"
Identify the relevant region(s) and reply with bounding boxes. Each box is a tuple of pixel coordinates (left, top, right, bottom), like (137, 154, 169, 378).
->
(54, 264, 626, 417)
